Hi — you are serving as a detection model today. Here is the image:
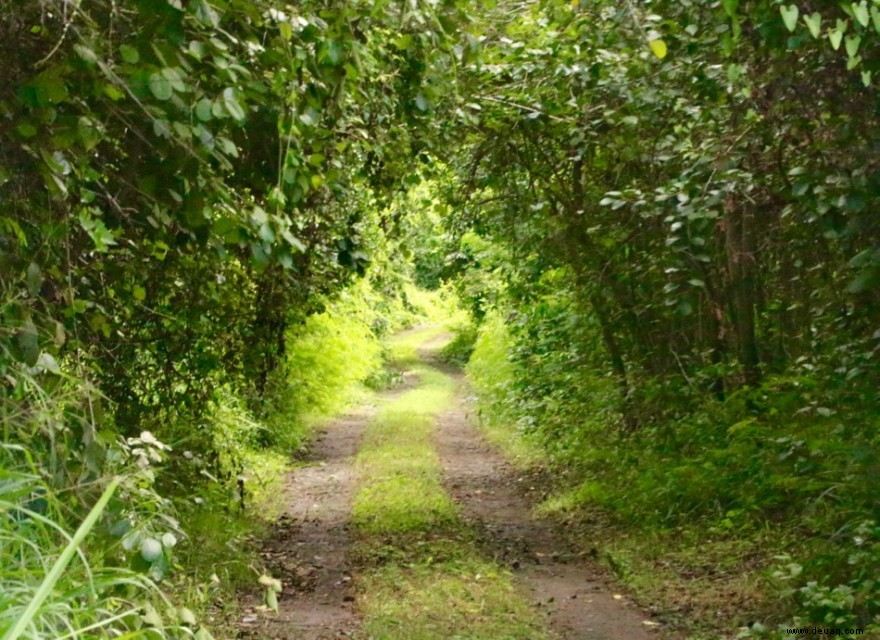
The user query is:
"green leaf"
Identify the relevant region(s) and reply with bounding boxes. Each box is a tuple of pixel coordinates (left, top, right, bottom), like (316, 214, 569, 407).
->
(162, 67, 187, 92)
(141, 603, 163, 628)
(17, 319, 39, 366)
(871, 6, 880, 34)
(31, 72, 69, 105)
(299, 107, 320, 126)
(188, 40, 207, 60)
(79, 210, 118, 252)
(266, 588, 278, 611)
(195, 98, 213, 121)
(193, 0, 221, 27)
(178, 607, 197, 626)
(73, 44, 98, 64)
(26, 262, 42, 296)
(780, 5, 799, 32)
(279, 20, 293, 41)
(16, 122, 38, 138)
(222, 87, 245, 121)
(78, 117, 101, 150)
(217, 136, 239, 157)
(846, 271, 879, 293)
(649, 39, 667, 59)
(852, 1, 869, 27)
(173, 122, 192, 140)
(861, 70, 872, 87)
(803, 13, 821, 39)
(846, 55, 861, 70)
(845, 34, 861, 58)
(829, 28, 844, 50)
(258, 223, 275, 244)
(320, 40, 343, 65)
(153, 119, 172, 138)
(40, 149, 70, 176)
(149, 73, 173, 101)
(282, 229, 306, 252)
(103, 83, 125, 100)
(721, 0, 739, 18)
(119, 44, 140, 63)
(37, 352, 61, 375)
(393, 34, 413, 50)
(141, 537, 163, 562)
(54, 322, 65, 347)
(258, 574, 282, 591)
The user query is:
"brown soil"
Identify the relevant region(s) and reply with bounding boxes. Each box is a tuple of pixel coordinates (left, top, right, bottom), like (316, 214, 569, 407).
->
(434, 372, 665, 640)
(236, 406, 372, 640)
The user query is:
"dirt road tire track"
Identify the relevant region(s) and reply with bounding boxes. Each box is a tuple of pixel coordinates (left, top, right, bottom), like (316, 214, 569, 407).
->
(237, 407, 372, 640)
(238, 333, 662, 640)
(434, 373, 662, 640)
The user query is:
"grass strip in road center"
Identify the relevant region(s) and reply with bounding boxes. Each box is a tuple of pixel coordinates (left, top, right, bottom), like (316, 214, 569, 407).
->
(352, 364, 458, 534)
(350, 328, 551, 640)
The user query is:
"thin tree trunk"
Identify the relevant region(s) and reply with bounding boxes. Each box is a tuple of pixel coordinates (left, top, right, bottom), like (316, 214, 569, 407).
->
(590, 294, 638, 432)
(725, 196, 761, 387)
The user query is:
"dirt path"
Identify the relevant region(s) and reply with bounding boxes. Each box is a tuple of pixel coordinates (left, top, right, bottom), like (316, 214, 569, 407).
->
(434, 372, 662, 640)
(240, 334, 662, 639)
(237, 406, 373, 640)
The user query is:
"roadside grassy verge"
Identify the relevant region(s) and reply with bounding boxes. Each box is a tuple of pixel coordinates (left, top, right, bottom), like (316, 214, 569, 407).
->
(351, 327, 551, 640)
(461, 314, 820, 639)
(464, 312, 544, 468)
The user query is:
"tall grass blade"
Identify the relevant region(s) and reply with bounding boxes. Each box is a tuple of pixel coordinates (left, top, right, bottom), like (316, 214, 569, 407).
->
(3, 477, 120, 640)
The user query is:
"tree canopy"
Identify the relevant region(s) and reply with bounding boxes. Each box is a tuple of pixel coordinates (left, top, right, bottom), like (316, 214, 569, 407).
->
(1, 0, 878, 638)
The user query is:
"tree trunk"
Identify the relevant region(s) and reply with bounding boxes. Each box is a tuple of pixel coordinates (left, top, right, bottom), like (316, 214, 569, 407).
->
(724, 195, 761, 387)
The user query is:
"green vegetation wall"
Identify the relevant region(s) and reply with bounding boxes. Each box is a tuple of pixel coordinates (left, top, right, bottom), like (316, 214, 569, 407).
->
(443, 0, 880, 635)
(0, 0, 466, 636)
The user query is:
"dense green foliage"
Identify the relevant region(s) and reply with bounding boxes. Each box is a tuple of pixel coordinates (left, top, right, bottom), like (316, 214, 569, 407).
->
(447, 1, 880, 636)
(0, 0, 463, 636)
(2, 0, 879, 637)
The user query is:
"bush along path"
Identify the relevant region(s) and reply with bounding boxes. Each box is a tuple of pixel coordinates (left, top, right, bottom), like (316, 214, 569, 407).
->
(239, 326, 661, 639)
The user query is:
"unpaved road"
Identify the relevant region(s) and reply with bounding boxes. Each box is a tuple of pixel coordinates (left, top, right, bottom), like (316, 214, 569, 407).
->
(237, 407, 370, 640)
(239, 345, 661, 639)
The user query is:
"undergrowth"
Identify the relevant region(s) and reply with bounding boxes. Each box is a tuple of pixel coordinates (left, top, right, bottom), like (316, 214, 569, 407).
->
(0, 370, 217, 639)
(464, 312, 544, 468)
(463, 305, 880, 639)
(0, 283, 452, 639)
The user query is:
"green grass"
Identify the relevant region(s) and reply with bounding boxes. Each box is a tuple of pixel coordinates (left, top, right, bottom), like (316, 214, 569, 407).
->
(385, 324, 454, 368)
(352, 363, 458, 534)
(465, 312, 545, 468)
(478, 421, 545, 470)
(351, 330, 552, 640)
(534, 480, 609, 516)
(359, 550, 550, 640)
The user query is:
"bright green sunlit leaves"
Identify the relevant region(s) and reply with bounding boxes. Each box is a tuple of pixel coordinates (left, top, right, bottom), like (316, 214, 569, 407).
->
(649, 39, 668, 59)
